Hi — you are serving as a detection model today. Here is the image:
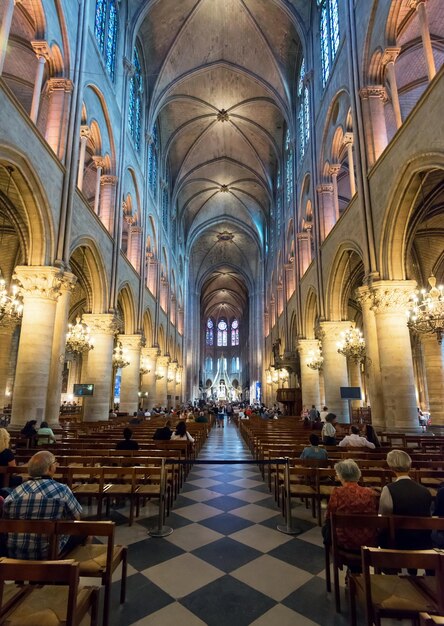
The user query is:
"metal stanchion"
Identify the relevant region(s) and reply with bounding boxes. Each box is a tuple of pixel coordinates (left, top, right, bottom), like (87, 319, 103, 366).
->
(277, 457, 302, 535)
(148, 458, 173, 537)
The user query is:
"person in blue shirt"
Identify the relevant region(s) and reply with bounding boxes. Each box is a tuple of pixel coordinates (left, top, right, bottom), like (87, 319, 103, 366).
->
(300, 434, 328, 461)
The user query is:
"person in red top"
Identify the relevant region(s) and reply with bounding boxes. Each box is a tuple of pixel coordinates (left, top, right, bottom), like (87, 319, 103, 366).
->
(324, 459, 378, 551)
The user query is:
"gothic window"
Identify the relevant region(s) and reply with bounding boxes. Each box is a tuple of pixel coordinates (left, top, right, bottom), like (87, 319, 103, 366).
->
(231, 319, 239, 346)
(94, 0, 118, 81)
(318, 0, 340, 87)
(217, 320, 228, 347)
(285, 129, 293, 209)
(205, 356, 213, 371)
(297, 58, 310, 159)
(206, 318, 214, 346)
(148, 124, 158, 199)
(162, 186, 168, 231)
(128, 47, 142, 150)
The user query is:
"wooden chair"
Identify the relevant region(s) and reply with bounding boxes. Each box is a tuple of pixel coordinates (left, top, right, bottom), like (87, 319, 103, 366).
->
(420, 614, 444, 626)
(349, 548, 444, 626)
(0, 558, 99, 626)
(57, 520, 127, 626)
(67, 467, 106, 519)
(0, 519, 59, 560)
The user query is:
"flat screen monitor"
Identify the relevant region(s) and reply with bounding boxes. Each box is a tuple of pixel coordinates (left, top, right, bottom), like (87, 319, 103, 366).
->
(340, 386, 362, 400)
(73, 383, 94, 397)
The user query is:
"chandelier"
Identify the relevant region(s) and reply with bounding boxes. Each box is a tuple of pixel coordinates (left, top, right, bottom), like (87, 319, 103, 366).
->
(306, 347, 323, 371)
(337, 327, 366, 362)
(139, 356, 150, 375)
(407, 275, 444, 344)
(0, 273, 23, 326)
(65, 317, 94, 354)
(279, 368, 289, 382)
(112, 342, 130, 369)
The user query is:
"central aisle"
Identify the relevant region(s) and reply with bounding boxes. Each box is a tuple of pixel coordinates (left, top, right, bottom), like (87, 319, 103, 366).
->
(110, 422, 343, 626)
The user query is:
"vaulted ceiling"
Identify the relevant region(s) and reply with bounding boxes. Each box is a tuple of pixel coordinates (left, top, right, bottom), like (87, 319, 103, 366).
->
(137, 0, 306, 321)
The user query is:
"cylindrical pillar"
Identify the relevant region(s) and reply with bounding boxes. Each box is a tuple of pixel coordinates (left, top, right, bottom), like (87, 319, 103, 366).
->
(383, 48, 402, 129)
(128, 226, 142, 274)
(44, 78, 73, 160)
(421, 334, 444, 424)
(0, 319, 16, 411)
(320, 321, 351, 422)
(141, 347, 158, 410)
(411, 0, 436, 81)
(11, 267, 63, 426)
(348, 358, 363, 410)
(92, 157, 104, 215)
(0, 0, 16, 77)
(359, 86, 388, 165)
(45, 272, 77, 425)
(297, 232, 312, 277)
(77, 126, 90, 190)
(30, 51, 47, 123)
(356, 286, 385, 427)
(153, 356, 169, 409)
(82, 314, 118, 421)
(297, 339, 321, 410)
(343, 133, 356, 196)
(99, 175, 117, 233)
(329, 165, 341, 221)
(118, 334, 142, 415)
(371, 281, 418, 429)
(167, 362, 177, 409)
(317, 184, 336, 241)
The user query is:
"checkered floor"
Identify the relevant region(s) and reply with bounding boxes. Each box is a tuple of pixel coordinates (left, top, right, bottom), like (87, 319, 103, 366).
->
(101, 422, 350, 626)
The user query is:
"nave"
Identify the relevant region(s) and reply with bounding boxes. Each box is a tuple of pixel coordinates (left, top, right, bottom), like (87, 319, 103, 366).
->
(103, 422, 336, 626)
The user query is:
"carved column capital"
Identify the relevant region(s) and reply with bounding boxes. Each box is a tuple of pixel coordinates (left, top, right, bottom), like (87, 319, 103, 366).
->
(92, 156, 106, 171)
(407, 0, 427, 9)
(59, 271, 77, 294)
(370, 280, 417, 314)
(123, 57, 135, 77)
(100, 175, 117, 187)
(359, 85, 388, 102)
(142, 347, 160, 360)
(382, 47, 401, 67)
(297, 338, 321, 355)
(329, 164, 341, 177)
(157, 356, 171, 368)
(30, 40, 51, 60)
(355, 285, 373, 310)
(82, 313, 120, 335)
(316, 183, 334, 194)
(46, 78, 73, 94)
(343, 132, 354, 146)
(13, 266, 64, 301)
(319, 320, 354, 341)
(118, 334, 143, 351)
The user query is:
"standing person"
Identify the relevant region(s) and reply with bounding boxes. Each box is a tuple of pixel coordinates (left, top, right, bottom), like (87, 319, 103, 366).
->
(319, 406, 329, 423)
(379, 449, 432, 550)
(115, 427, 139, 450)
(3, 451, 83, 559)
(339, 425, 375, 449)
(321, 413, 337, 446)
(216, 405, 225, 429)
(308, 405, 320, 422)
(36, 422, 56, 445)
(171, 420, 195, 443)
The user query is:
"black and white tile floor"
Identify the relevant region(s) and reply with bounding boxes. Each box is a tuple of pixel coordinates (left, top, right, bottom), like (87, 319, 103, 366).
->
(99, 422, 352, 625)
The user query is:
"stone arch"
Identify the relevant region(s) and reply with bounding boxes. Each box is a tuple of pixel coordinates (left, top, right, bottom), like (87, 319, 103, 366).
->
(117, 283, 137, 335)
(69, 238, 109, 315)
(303, 287, 318, 339)
(325, 243, 366, 321)
(158, 325, 166, 354)
(143, 308, 154, 346)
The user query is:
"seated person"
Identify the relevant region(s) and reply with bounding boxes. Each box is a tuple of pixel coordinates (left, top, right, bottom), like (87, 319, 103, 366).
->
(153, 419, 172, 441)
(365, 424, 381, 448)
(20, 420, 38, 445)
(3, 450, 82, 559)
(431, 483, 444, 548)
(300, 434, 328, 461)
(36, 421, 56, 445)
(324, 459, 378, 552)
(116, 427, 139, 450)
(171, 420, 194, 443)
(379, 449, 432, 550)
(338, 425, 376, 449)
(0, 428, 17, 495)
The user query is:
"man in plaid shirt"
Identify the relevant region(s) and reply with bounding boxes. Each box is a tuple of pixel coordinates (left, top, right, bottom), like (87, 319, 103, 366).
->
(3, 450, 82, 559)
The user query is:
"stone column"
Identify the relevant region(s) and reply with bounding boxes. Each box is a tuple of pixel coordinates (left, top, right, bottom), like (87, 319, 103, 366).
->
(92, 156, 105, 215)
(319, 321, 351, 422)
(343, 133, 356, 197)
(284, 263, 294, 300)
(82, 314, 119, 421)
(0, 0, 19, 77)
(317, 184, 335, 241)
(154, 356, 169, 408)
(11, 267, 63, 426)
(45, 272, 77, 425)
(44, 78, 73, 160)
(30, 41, 50, 123)
(408, 0, 436, 81)
(359, 86, 388, 165)
(141, 347, 158, 409)
(297, 339, 321, 409)
(421, 335, 444, 423)
(348, 358, 363, 410)
(0, 319, 16, 410)
(167, 362, 177, 408)
(297, 232, 312, 277)
(128, 226, 142, 274)
(176, 366, 183, 403)
(77, 126, 90, 190)
(329, 164, 341, 220)
(371, 281, 418, 429)
(356, 285, 384, 427)
(118, 334, 142, 415)
(99, 175, 117, 233)
(146, 255, 158, 295)
(382, 48, 402, 130)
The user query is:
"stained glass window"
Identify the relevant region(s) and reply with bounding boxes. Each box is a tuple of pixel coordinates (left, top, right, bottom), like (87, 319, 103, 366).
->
(148, 124, 159, 199)
(128, 47, 142, 150)
(95, 1, 118, 81)
(285, 128, 293, 208)
(206, 319, 214, 346)
(217, 320, 228, 347)
(231, 319, 239, 346)
(162, 187, 168, 231)
(319, 0, 340, 88)
(297, 58, 310, 159)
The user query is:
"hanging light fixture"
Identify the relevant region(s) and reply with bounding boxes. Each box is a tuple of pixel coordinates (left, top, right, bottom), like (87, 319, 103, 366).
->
(0, 166, 23, 327)
(65, 317, 94, 354)
(112, 341, 130, 369)
(407, 275, 444, 344)
(337, 327, 366, 362)
(139, 356, 150, 375)
(306, 345, 323, 371)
